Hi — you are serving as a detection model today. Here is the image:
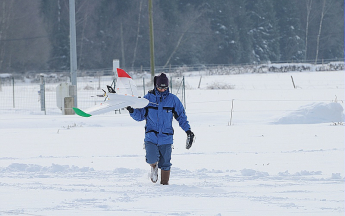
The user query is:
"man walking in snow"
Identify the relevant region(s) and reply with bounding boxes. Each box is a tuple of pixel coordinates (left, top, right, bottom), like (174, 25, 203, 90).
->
(127, 73, 194, 185)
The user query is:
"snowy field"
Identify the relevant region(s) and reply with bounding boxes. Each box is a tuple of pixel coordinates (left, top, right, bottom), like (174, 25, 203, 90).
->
(0, 70, 344, 216)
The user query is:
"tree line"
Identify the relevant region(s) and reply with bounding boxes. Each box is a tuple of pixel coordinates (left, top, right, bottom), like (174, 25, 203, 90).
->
(0, 0, 343, 73)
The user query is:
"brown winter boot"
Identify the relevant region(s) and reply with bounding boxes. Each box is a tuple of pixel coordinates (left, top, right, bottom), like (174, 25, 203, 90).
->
(160, 170, 170, 185)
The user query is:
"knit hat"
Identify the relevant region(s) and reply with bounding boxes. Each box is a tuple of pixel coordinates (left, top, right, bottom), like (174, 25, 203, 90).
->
(155, 73, 169, 89)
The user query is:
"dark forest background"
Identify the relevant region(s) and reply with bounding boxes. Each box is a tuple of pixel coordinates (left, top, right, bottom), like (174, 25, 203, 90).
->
(0, 0, 343, 73)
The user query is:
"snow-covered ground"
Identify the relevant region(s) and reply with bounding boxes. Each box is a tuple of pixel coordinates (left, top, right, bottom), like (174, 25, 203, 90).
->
(0, 71, 344, 215)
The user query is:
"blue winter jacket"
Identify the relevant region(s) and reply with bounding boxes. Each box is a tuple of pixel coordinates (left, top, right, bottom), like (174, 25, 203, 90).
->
(129, 88, 191, 145)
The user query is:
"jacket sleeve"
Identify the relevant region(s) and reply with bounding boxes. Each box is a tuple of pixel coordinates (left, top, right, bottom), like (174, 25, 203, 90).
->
(173, 96, 191, 132)
(129, 94, 149, 121)
(129, 107, 146, 121)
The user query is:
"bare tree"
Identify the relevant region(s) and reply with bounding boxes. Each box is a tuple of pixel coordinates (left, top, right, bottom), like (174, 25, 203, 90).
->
(0, 0, 13, 71)
(0, 0, 49, 72)
(75, 1, 98, 70)
(304, 0, 313, 61)
(131, 0, 143, 69)
(120, 21, 125, 68)
(162, 7, 205, 68)
(314, 0, 333, 64)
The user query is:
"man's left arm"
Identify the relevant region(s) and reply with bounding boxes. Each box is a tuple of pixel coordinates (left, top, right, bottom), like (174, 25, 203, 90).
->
(173, 97, 195, 149)
(173, 97, 190, 132)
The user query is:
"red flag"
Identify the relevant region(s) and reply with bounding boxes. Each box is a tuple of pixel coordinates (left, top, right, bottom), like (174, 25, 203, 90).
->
(117, 68, 132, 79)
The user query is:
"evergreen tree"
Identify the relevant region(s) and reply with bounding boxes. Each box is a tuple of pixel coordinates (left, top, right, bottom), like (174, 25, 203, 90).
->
(37, 0, 344, 70)
(208, 0, 242, 64)
(274, 0, 305, 62)
(246, 0, 280, 63)
(232, 0, 254, 63)
(159, 1, 179, 27)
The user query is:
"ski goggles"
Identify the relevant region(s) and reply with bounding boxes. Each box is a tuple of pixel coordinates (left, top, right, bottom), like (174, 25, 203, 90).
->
(156, 85, 168, 90)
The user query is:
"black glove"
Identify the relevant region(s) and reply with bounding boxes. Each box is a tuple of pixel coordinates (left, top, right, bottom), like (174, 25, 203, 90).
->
(186, 130, 195, 149)
(126, 106, 134, 113)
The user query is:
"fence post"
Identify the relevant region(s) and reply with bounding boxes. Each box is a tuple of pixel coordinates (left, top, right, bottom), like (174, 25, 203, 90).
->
(143, 77, 146, 95)
(291, 76, 296, 89)
(229, 99, 234, 126)
(12, 77, 15, 108)
(182, 76, 187, 109)
(40, 75, 46, 115)
(98, 75, 101, 90)
(170, 77, 172, 93)
(198, 76, 202, 88)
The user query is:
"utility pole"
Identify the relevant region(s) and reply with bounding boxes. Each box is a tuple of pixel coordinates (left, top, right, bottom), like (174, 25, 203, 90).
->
(69, 0, 78, 107)
(148, 0, 155, 82)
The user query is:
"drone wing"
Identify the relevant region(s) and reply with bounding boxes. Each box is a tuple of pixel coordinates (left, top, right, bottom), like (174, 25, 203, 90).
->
(73, 68, 148, 117)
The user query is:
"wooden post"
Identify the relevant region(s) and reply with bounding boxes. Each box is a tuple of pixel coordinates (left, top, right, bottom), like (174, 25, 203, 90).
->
(291, 76, 296, 89)
(40, 75, 46, 115)
(69, 0, 78, 108)
(148, 0, 155, 82)
(169, 77, 172, 93)
(229, 99, 234, 126)
(183, 76, 186, 109)
(12, 77, 15, 108)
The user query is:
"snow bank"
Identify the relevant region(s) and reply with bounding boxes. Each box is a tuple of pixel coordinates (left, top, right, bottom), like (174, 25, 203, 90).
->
(0, 163, 94, 173)
(0, 73, 12, 78)
(274, 102, 344, 124)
